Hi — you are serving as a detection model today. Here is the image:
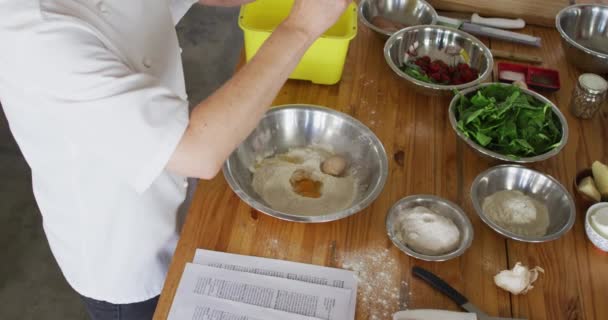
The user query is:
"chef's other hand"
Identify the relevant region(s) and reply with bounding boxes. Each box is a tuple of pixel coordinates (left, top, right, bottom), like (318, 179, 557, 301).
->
(283, 0, 351, 40)
(198, 0, 255, 7)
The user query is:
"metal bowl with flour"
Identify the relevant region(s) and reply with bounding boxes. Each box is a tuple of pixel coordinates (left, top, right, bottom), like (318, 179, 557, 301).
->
(386, 195, 474, 261)
(223, 105, 388, 223)
(470, 165, 576, 243)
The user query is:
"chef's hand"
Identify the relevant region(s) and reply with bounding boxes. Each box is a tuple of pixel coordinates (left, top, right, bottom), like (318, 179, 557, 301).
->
(198, 0, 255, 7)
(282, 0, 351, 39)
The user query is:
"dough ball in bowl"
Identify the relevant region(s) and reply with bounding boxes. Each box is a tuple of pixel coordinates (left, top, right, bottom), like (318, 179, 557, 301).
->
(386, 195, 474, 261)
(396, 206, 461, 255)
(321, 155, 348, 177)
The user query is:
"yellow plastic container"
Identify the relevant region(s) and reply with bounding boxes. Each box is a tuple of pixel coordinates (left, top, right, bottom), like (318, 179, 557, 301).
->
(238, 0, 358, 85)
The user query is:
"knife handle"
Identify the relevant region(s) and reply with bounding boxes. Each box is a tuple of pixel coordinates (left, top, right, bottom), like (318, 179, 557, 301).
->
(412, 267, 468, 306)
(471, 13, 526, 29)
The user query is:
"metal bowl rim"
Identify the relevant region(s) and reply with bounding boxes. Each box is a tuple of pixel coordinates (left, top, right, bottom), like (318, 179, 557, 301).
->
(383, 25, 494, 91)
(223, 104, 389, 223)
(357, 0, 438, 37)
(585, 202, 608, 242)
(448, 83, 569, 163)
(470, 164, 576, 243)
(555, 4, 608, 60)
(385, 194, 474, 261)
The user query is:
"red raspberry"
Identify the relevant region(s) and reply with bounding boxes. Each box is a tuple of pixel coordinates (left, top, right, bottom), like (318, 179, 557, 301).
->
(429, 62, 441, 73)
(457, 63, 469, 71)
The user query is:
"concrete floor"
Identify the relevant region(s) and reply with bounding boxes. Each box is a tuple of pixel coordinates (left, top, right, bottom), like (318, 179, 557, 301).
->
(0, 5, 242, 319)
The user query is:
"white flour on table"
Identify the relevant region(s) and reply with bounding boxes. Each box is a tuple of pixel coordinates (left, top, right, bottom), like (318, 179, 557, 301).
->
(341, 248, 406, 320)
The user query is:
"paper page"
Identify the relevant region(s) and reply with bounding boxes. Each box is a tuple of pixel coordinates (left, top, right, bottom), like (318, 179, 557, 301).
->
(168, 294, 318, 320)
(193, 249, 357, 319)
(193, 249, 356, 290)
(175, 263, 352, 320)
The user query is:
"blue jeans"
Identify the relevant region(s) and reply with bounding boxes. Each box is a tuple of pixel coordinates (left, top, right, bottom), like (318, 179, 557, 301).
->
(80, 295, 159, 320)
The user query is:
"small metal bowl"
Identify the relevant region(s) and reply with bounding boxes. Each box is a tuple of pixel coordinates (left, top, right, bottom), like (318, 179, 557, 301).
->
(386, 195, 474, 261)
(448, 83, 569, 163)
(384, 25, 493, 96)
(585, 203, 608, 252)
(223, 105, 388, 223)
(358, 0, 438, 38)
(471, 165, 576, 243)
(556, 4, 608, 74)
(573, 168, 601, 211)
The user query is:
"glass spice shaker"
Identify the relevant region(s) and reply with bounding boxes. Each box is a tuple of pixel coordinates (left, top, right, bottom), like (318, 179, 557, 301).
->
(570, 73, 608, 119)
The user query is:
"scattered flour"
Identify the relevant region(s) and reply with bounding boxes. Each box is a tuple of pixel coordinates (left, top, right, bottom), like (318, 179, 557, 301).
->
(341, 248, 407, 320)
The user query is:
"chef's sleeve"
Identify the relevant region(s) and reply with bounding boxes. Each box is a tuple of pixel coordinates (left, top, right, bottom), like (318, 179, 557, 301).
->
(21, 24, 189, 194)
(168, 0, 199, 25)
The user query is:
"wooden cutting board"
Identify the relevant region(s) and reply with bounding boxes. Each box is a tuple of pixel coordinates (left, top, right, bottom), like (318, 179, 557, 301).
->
(427, 0, 572, 27)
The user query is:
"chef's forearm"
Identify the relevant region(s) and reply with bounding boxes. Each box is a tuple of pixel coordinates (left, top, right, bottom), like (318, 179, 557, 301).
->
(166, 22, 314, 179)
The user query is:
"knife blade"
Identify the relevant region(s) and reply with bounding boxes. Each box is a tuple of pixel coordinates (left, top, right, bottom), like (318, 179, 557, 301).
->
(460, 23, 541, 47)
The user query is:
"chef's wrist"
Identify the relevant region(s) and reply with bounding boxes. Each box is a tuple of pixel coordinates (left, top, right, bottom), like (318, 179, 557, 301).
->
(278, 18, 319, 47)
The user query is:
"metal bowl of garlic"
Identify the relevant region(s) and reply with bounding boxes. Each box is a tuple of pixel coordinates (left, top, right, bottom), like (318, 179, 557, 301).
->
(223, 105, 388, 223)
(471, 165, 576, 242)
(386, 195, 474, 261)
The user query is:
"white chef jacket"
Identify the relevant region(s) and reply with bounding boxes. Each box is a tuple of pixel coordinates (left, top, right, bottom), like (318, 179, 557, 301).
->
(0, 0, 198, 303)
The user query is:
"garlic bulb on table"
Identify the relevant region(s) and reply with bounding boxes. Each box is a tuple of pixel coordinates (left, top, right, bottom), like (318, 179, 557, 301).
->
(494, 262, 544, 295)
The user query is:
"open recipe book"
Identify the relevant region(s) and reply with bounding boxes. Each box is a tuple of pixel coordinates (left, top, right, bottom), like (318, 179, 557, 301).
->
(167, 249, 358, 320)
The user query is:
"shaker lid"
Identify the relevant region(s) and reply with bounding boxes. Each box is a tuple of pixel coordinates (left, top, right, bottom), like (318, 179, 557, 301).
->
(579, 73, 608, 94)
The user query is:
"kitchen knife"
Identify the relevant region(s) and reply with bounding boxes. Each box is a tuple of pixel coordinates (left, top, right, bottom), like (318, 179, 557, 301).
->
(393, 309, 526, 320)
(437, 16, 541, 47)
(393, 309, 477, 320)
(412, 267, 527, 320)
(490, 49, 543, 64)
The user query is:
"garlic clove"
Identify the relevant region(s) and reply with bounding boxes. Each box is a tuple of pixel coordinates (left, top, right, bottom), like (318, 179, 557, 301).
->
(494, 262, 544, 295)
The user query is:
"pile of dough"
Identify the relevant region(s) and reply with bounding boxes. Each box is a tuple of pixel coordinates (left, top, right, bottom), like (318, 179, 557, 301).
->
(396, 206, 461, 255)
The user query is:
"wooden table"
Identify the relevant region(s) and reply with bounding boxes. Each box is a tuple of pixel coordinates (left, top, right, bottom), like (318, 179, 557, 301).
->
(154, 23, 608, 320)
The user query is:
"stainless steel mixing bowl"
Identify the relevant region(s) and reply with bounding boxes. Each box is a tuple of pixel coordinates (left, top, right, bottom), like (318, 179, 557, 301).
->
(223, 105, 388, 223)
(384, 25, 493, 96)
(386, 195, 474, 261)
(471, 165, 576, 243)
(448, 83, 569, 163)
(358, 0, 438, 37)
(556, 4, 608, 74)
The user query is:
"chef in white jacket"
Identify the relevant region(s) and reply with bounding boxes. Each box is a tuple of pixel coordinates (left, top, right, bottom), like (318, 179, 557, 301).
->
(0, 0, 350, 319)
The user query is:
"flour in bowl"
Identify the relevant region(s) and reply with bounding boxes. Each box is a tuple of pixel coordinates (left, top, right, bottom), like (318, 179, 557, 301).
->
(482, 190, 550, 237)
(251, 146, 359, 216)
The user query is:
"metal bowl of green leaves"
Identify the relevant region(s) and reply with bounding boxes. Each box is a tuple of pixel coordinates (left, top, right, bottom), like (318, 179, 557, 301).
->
(448, 83, 568, 163)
